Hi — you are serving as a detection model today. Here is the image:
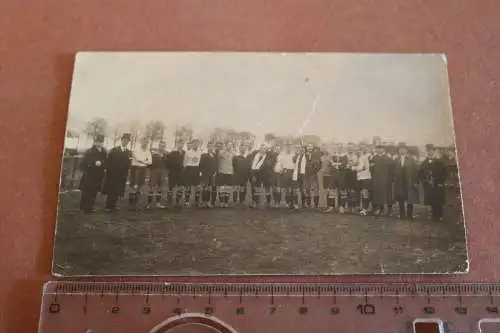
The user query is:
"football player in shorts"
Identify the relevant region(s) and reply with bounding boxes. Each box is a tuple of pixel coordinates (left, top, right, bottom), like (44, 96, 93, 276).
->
(356, 145, 372, 216)
(303, 144, 322, 208)
(269, 143, 281, 207)
(292, 144, 306, 209)
(320, 149, 335, 213)
(335, 148, 350, 213)
(199, 142, 218, 208)
(148, 140, 168, 208)
(182, 139, 202, 207)
(129, 138, 153, 209)
(275, 142, 295, 209)
(216, 142, 235, 207)
(249, 144, 274, 208)
(232, 143, 251, 206)
(165, 140, 185, 208)
(346, 149, 360, 213)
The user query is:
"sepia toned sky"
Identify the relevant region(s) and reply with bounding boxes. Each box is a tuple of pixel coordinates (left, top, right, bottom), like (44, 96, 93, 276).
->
(67, 52, 456, 146)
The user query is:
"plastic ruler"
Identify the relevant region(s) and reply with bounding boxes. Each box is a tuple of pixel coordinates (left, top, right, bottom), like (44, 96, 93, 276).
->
(39, 282, 500, 333)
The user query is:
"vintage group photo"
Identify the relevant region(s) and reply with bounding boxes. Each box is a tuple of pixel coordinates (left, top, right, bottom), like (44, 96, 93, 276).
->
(53, 52, 468, 276)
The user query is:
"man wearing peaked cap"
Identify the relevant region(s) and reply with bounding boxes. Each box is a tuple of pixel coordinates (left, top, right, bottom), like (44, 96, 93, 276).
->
(102, 133, 132, 211)
(78, 134, 107, 213)
(420, 143, 448, 221)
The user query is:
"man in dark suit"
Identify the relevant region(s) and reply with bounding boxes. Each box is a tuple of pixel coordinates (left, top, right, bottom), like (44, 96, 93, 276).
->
(248, 144, 275, 208)
(78, 134, 107, 213)
(420, 144, 448, 221)
(394, 143, 420, 220)
(371, 145, 394, 216)
(103, 133, 132, 212)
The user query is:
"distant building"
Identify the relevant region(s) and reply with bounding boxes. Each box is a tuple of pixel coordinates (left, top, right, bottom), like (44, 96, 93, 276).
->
(372, 136, 382, 146)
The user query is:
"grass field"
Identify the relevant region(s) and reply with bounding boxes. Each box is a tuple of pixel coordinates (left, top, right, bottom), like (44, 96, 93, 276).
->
(52, 190, 468, 276)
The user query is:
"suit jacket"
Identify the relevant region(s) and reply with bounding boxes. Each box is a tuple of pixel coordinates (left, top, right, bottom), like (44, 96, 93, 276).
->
(102, 146, 132, 196)
(420, 157, 448, 205)
(394, 155, 419, 204)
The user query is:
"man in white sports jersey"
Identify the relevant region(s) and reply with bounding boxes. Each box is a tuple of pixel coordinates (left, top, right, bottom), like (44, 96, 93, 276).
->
(216, 141, 235, 207)
(355, 144, 372, 216)
(183, 139, 202, 207)
(129, 138, 153, 209)
(275, 142, 296, 208)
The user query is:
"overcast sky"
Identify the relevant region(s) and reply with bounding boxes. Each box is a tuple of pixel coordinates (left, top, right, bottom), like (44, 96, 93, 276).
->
(67, 52, 456, 146)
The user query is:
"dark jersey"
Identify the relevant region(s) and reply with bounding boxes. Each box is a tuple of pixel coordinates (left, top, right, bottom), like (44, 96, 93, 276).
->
(151, 151, 168, 169)
(165, 150, 184, 174)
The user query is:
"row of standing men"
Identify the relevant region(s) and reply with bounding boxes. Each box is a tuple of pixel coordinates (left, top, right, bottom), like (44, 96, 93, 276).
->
(77, 133, 449, 221)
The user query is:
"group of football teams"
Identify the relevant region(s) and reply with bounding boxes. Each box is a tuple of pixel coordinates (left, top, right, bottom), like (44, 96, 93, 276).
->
(76, 132, 453, 221)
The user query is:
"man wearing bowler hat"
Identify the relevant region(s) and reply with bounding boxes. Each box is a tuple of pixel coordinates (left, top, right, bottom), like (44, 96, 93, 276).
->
(370, 144, 394, 216)
(394, 142, 419, 220)
(103, 133, 132, 212)
(420, 144, 448, 221)
(78, 134, 107, 213)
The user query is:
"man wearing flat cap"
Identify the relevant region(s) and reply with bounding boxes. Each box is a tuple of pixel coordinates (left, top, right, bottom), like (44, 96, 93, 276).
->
(78, 134, 107, 213)
(103, 133, 132, 211)
(419, 144, 448, 221)
(393, 142, 420, 220)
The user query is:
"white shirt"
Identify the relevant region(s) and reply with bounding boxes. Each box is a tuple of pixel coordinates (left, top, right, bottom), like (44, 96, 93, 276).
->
(218, 150, 234, 174)
(132, 148, 152, 167)
(275, 152, 295, 172)
(400, 155, 405, 167)
(184, 149, 202, 167)
(356, 154, 372, 180)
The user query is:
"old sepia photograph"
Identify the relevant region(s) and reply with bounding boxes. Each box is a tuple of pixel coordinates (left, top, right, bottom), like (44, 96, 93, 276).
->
(53, 52, 468, 276)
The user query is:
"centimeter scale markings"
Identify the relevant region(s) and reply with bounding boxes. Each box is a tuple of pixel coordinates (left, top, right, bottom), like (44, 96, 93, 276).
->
(39, 282, 500, 333)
